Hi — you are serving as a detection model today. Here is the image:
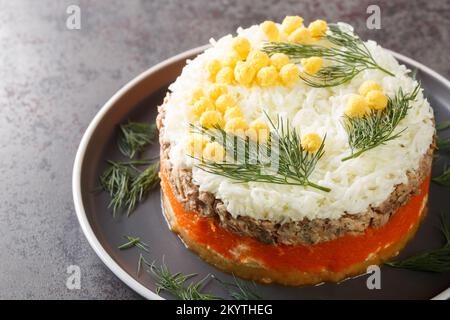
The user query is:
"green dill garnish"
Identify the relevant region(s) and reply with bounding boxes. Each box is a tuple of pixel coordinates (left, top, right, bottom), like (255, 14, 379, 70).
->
(136, 256, 262, 300)
(262, 24, 394, 88)
(437, 137, 450, 152)
(433, 167, 450, 187)
(191, 114, 330, 192)
(118, 121, 157, 159)
(342, 84, 420, 161)
(126, 161, 160, 214)
(213, 275, 262, 300)
(99, 159, 160, 216)
(136, 253, 145, 277)
(147, 260, 221, 300)
(99, 160, 135, 214)
(436, 120, 450, 131)
(118, 235, 149, 252)
(385, 212, 450, 272)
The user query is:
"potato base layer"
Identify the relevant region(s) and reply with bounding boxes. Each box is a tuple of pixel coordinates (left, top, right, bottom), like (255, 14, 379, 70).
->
(160, 172, 429, 286)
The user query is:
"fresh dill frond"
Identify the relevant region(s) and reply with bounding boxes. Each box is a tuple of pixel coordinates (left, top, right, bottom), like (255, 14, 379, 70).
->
(191, 114, 330, 192)
(436, 120, 450, 131)
(118, 121, 157, 159)
(99, 159, 160, 216)
(262, 24, 394, 88)
(385, 247, 450, 273)
(99, 160, 135, 215)
(125, 161, 160, 215)
(148, 261, 221, 300)
(385, 212, 450, 272)
(342, 84, 420, 161)
(433, 167, 450, 187)
(213, 275, 262, 300)
(137, 254, 146, 276)
(438, 137, 450, 152)
(118, 235, 149, 252)
(137, 255, 263, 299)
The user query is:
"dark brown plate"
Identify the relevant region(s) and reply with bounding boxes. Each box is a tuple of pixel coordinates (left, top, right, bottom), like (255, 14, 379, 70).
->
(73, 46, 450, 300)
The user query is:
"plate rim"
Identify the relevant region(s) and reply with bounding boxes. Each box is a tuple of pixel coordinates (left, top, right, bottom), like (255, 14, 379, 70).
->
(72, 45, 450, 300)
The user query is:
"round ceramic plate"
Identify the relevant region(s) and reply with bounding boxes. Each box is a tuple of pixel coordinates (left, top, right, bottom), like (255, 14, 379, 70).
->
(73, 45, 450, 300)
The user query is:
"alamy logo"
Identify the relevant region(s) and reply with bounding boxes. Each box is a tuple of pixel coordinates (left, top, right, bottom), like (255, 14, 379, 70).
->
(366, 265, 381, 289)
(366, 5, 381, 30)
(66, 5, 81, 30)
(66, 265, 81, 290)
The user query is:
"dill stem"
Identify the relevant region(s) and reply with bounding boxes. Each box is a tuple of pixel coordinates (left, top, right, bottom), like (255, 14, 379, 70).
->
(376, 65, 395, 77)
(341, 148, 367, 161)
(307, 181, 331, 192)
(436, 120, 450, 131)
(108, 158, 158, 166)
(364, 54, 394, 76)
(341, 142, 383, 161)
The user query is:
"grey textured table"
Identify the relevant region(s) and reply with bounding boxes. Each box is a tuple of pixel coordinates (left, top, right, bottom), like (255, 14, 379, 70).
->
(0, 0, 449, 299)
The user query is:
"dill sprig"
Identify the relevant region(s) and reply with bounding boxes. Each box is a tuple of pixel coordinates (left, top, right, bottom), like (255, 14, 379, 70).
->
(118, 235, 149, 252)
(137, 256, 262, 299)
(213, 275, 262, 300)
(342, 84, 420, 161)
(262, 24, 394, 88)
(437, 118, 450, 151)
(433, 167, 450, 187)
(147, 260, 221, 300)
(438, 137, 450, 152)
(99, 160, 135, 214)
(191, 115, 330, 192)
(386, 247, 450, 273)
(126, 161, 160, 215)
(436, 120, 450, 131)
(385, 212, 450, 272)
(137, 254, 147, 276)
(99, 159, 160, 216)
(118, 121, 157, 159)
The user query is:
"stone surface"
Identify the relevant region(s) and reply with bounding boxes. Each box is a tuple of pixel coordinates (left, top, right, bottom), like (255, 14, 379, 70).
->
(0, 0, 448, 299)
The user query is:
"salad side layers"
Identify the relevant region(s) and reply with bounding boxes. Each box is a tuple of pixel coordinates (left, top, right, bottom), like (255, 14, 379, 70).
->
(157, 16, 435, 285)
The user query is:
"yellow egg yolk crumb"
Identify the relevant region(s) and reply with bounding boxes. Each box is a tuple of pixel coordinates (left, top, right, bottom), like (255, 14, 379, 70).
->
(301, 133, 322, 153)
(260, 21, 280, 41)
(281, 16, 304, 34)
(301, 57, 323, 75)
(345, 95, 370, 118)
(200, 110, 224, 128)
(203, 142, 225, 162)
